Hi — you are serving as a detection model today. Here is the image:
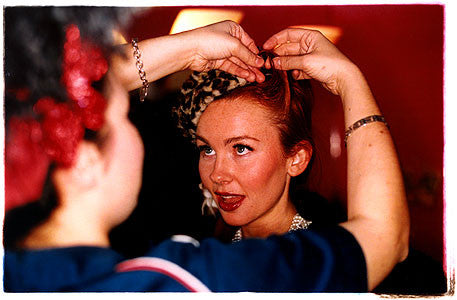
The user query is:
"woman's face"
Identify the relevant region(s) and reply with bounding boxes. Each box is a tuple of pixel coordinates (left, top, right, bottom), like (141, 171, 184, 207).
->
(196, 97, 293, 227)
(97, 73, 144, 226)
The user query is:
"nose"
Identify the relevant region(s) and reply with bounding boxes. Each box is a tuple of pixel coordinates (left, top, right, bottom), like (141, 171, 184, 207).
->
(209, 155, 232, 185)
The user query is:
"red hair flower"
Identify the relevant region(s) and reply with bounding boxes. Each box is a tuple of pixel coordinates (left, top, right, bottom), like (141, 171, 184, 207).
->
(34, 97, 84, 167)
(5, 24, 109, 212)
(5, 118, 50, 212)
(62, 24, 108, 131)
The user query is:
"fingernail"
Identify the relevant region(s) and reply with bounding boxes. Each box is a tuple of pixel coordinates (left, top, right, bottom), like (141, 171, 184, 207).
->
(256, 56, 264, 66)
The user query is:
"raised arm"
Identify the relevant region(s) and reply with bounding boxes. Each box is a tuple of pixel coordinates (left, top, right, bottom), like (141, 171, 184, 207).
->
(110, 20, 265, 92)
(264, 28, 409, 290)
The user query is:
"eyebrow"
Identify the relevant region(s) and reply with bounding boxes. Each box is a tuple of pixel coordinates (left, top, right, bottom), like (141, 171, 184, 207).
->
(224, 136, 260, 146)
(195, 135, 209, 145)
(195, 134, 260, 146)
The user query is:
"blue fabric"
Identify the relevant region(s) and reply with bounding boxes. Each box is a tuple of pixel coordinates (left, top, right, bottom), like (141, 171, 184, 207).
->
(4, 226, 367, 292)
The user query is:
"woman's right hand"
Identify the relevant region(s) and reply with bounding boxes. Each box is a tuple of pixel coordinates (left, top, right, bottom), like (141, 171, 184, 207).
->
(182, 20, 265, 82)
(111, 21, 265, 92)
(263, 28, 361, 96)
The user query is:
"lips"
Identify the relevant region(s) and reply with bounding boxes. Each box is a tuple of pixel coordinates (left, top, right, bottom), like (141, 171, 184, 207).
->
(215, 192, 245, 212)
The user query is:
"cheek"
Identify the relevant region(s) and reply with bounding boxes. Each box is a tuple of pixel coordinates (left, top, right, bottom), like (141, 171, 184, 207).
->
(241, 154, 285, 191)
(122, 124, 144, 167)
(198, 159, 212, 185)
(103, 120, 144, 173)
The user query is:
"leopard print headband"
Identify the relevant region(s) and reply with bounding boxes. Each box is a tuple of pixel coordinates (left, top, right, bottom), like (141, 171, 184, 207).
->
(173, 69, 251, 140)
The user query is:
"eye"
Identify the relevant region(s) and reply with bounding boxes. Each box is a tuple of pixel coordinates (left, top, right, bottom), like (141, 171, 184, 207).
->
(234, 144, 253, 155)
(198, 145, 216, 157)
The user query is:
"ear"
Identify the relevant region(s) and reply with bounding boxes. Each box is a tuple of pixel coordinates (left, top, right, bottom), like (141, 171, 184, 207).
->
(53, 141, 104, 195)
(287, 141, 313, 177)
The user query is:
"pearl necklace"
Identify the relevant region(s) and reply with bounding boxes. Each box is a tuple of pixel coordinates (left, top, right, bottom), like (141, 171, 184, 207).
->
(232, 213, 312, 243)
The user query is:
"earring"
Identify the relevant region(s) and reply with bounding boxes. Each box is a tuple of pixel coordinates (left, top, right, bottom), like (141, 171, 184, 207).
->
(199, 183, 218, 216)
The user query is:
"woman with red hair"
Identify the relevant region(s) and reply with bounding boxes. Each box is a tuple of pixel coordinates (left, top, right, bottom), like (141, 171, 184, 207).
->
(174, 29, 410, 290)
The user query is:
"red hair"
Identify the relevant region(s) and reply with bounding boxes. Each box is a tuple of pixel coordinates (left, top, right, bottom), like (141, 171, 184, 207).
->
(223, 52, 314, 158)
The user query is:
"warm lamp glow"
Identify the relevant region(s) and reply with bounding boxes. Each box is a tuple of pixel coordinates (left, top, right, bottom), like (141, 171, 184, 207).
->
(170, 9, 244, 35)
(290, 25, 343, 44)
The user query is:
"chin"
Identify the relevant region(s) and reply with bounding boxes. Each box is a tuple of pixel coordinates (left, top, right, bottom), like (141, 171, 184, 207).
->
(221, 213, 251, 227)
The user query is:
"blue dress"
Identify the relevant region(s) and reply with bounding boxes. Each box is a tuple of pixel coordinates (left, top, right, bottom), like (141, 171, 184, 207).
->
(4, 226, 367, 292)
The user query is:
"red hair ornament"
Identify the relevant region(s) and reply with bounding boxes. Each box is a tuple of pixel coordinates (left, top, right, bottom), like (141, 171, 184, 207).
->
(5, 118, 50, 212)
(33, 97, 84, 167)
(62, 24, 108, 130)
(5, 24, 108, 212)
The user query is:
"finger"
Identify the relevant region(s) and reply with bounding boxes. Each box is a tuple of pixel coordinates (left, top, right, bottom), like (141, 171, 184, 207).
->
(229, 38, 264, 68)
(228, 56, 264, 82)
(292, 70, 312, 80)
(272, 55, 308, 71)
(271, 42, 303, 56)
(292, 70, 300, 80)
(263, 28, 313, 50)
(236, 25, 260, 55)
(272, 55, 315, 80)
(225, 56, 263, 82)
(263, 28, 304, 49)
(247, 65, 265, 83)
(218, 60, 256, 82)
(229, 55, 250, 70)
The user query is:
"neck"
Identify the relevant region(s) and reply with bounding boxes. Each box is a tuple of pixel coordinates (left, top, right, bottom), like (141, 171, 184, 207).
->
(241, 198, 297, 239)
(21, 200, 110, 250)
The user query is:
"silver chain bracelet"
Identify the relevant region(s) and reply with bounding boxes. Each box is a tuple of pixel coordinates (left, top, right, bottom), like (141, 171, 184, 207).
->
(344, 115, 388, 146)
(131, 38, 149, 102)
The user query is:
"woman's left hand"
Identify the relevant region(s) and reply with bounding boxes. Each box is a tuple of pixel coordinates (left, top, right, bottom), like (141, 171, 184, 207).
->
(265, 27, 410, 291)
(183, 20, 265, 82)
(263, 28, 360, 96)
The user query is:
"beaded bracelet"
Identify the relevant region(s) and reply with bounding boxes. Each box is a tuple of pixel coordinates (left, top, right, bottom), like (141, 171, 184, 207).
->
(131, 38, 149, 102)
(344, 115, 388, 146)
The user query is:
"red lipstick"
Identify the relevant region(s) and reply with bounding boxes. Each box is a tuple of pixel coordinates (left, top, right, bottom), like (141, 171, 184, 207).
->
(215, 192, 245, 212)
